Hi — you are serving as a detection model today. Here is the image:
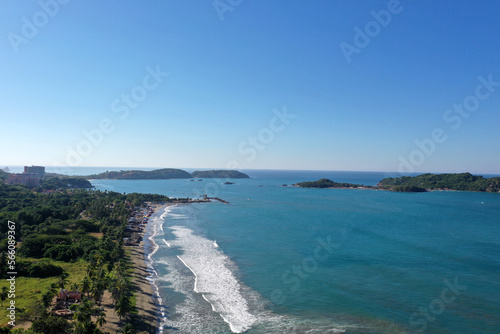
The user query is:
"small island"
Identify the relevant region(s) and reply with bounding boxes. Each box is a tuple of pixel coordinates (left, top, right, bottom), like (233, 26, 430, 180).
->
(295, 178, 374, 189)
(296, 173, 500, 193)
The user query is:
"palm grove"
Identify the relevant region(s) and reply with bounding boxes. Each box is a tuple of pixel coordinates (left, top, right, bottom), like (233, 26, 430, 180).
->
(0, 181, 174, 334)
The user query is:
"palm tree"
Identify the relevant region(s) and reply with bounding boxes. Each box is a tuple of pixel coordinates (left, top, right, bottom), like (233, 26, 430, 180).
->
(49, 283, 59, 295)
(115, 295, 132, 322)
(81, 276, 92, 298)
(71, 282, 80, 292)
(86, 264, 94, 278)
(41, 291, 54, 309)
(90, 279, 106, 305)
(57, 273, 69, 289)
(71, 298, 99, 334)
(96, 310, 107, 328)
(120, 323, 136, 334)
(110, 276, 130, 304)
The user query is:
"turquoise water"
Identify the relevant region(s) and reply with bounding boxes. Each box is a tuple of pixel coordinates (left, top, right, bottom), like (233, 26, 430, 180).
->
(91, 170, 500, 333)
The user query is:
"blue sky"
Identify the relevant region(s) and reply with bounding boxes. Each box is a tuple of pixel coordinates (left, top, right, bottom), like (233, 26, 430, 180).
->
(1, 0, 499, 173)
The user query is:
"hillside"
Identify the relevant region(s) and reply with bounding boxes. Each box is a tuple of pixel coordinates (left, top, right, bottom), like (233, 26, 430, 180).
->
(296, 173, 500, 193)
(191, 170, 250, 179)
(40, 176, 93, 189)
(378, 173, 500, 192)
(86, 168, 193, 180)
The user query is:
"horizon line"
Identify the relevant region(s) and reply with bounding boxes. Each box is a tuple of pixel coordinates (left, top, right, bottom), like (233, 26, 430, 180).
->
(2, 165, 499, 176)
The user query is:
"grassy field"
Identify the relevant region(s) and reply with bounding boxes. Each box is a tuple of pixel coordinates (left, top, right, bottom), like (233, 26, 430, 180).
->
(0, 260, 88, 327)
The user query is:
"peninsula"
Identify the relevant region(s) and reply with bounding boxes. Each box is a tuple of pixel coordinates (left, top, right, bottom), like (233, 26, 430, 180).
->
(85, 168, 193, 180)
(84, 168, 249, 180)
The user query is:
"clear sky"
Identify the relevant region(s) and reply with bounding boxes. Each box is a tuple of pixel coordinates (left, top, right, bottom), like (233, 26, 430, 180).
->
(1, 1, 499, 173)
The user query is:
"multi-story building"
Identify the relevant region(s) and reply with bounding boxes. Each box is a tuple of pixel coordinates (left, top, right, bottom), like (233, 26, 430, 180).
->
(24, 165, 45, 178)
(7, 173, 40, 187)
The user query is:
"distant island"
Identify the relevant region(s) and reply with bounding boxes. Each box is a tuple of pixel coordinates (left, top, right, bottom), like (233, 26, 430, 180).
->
(378, 173, 500, 192)
(85, 168, 250, 180)
(296, 173, 500, 193)
(295, 178, 374, 189)
(85, 168, 193, 180)
(192, 170, 250, 179)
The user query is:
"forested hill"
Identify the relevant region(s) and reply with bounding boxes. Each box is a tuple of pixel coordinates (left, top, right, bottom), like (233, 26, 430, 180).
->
(378, 173, 500, 192)
(296, 173, 500, 193)
(41, 176, 93, 189)
(86, 168, 193, 180)
(85, 168, 249, 180)
(191, 170, 250, 178)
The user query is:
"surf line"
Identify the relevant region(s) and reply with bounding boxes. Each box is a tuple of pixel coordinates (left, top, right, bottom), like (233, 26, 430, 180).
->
(146, 205, 178, 334)
(169, 225, 257, 333)
(175, 254, 256, 333)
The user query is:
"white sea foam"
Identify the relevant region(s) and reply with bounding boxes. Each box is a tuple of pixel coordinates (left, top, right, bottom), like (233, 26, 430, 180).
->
(146, 205, 179, 333)
(169, 225, 257, 333)
(147, 207, 354, 334)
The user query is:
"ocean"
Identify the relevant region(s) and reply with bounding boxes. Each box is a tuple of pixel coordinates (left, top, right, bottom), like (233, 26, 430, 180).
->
(86, 169, 500, 333)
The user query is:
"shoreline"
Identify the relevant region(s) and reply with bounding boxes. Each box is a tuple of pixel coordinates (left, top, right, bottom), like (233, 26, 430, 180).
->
(128, 203, 171, 333)
(98, 203, 169, 334)
(119, 200, 212, 333)
(96, 203, 172, 333)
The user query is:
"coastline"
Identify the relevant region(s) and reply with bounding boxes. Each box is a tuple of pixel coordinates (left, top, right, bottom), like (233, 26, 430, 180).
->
(98, 203, 168, 334)
(99, 203, 170, 333)
(128, 203, 171, 333)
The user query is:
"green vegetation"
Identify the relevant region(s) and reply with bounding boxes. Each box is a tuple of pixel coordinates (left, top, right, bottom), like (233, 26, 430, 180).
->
(295, 178, 369, 189)
(86, 168, 192, 180)
(297, 173, 500, 193)
(0, 170, 8, 182)
(0, 171, 92, 190)
(40, 176, 93, 189)
(191, 170, 250, 179)
(0, 261, 87, 324)
(389, 185, 427, 193)
(0, 181, 174, 332)
(85, 168, 250, 180)
(378, 173, 500, 192)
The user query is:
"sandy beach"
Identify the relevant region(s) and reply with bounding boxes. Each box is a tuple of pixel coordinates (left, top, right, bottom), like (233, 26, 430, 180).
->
(100, 203, 168, 334)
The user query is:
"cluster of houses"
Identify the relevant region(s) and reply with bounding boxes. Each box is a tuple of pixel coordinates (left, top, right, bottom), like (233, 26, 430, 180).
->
(123, 204, 157, 246)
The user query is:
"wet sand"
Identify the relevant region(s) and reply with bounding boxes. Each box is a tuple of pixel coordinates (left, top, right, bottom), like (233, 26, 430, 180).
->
(100, 204, 168, 334)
